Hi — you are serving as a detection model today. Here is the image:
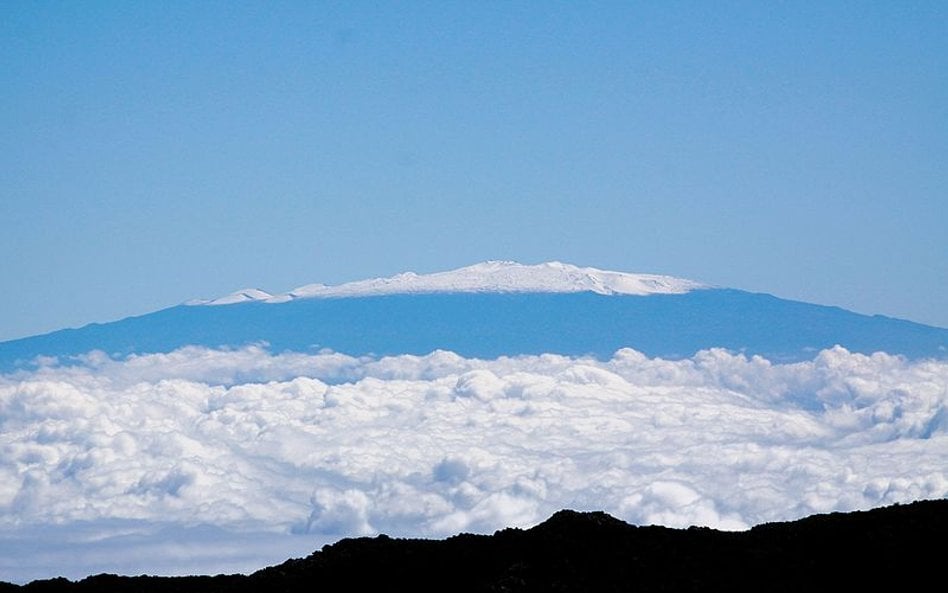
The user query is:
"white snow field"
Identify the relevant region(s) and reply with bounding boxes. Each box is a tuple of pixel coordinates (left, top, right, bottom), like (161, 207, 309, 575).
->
(1, 345, 945, 582)
(192, 261, 707, 305)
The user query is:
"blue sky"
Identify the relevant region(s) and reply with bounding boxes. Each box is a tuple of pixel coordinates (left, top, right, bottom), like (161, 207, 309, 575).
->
(1, 1, 945, 340)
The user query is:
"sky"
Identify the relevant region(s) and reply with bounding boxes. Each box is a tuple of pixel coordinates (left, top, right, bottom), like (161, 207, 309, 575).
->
(1, 1, 946, 341)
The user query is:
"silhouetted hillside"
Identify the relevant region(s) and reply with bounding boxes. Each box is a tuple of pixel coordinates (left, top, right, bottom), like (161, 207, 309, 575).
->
(7, 499, 945, 592)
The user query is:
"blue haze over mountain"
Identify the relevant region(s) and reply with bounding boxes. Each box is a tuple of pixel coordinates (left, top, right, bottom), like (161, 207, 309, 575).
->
(1, 263, 944, 371)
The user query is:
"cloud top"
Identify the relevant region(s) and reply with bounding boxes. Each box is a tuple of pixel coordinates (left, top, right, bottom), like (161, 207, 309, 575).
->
(1, 346, 945, 581)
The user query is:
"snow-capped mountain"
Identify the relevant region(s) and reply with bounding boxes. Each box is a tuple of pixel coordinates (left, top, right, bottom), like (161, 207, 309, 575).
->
(0, 261, 945, 370)
(191, 261, 707, 305)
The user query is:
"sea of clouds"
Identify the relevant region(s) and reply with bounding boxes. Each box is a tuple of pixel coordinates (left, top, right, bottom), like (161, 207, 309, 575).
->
(1, 345, 946, 582)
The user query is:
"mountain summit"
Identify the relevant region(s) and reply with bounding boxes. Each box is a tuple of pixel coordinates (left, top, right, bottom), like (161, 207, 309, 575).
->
(1, 261, 945, 370)
(192, 261, 707, 305)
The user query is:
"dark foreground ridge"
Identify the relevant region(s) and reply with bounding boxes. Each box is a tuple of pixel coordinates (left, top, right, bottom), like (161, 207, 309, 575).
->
(4, 499, 945, 592)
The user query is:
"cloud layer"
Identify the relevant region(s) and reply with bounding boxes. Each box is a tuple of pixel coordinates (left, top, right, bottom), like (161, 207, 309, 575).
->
(1, 346, 945, 582)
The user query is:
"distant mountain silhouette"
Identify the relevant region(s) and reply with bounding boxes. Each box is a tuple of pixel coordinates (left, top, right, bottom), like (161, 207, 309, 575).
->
(4, 499, 944, 592)
(2, 290, 947, 372)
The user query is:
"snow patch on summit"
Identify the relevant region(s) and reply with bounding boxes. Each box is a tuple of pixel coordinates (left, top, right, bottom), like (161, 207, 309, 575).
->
(195, 261, 706, 305)
(190, 288, 273, 306)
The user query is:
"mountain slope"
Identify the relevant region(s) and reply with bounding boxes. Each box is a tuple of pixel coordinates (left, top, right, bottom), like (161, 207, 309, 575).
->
(5, 499, 944, 592)
(1, 267, 946, 371)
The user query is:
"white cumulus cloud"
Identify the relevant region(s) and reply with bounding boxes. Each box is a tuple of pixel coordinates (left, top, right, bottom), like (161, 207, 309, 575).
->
(0, 346, 945, 582)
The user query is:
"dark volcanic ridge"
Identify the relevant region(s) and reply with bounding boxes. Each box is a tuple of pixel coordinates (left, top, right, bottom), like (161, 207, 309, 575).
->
(5, 499, 945, 592)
